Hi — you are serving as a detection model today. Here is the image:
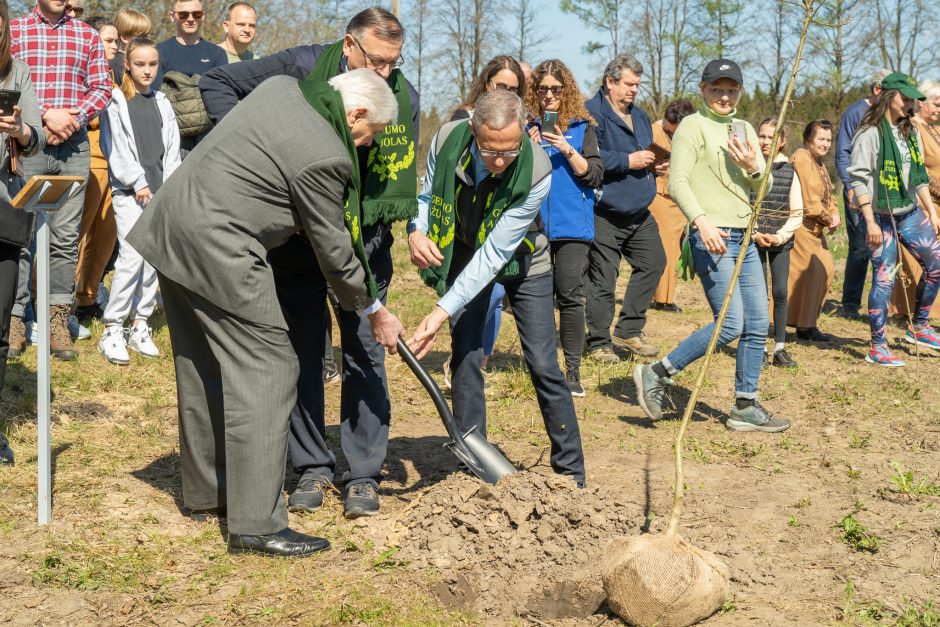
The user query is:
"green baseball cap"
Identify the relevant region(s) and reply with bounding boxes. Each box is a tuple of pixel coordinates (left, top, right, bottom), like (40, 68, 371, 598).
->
(881, 72, 925, 100)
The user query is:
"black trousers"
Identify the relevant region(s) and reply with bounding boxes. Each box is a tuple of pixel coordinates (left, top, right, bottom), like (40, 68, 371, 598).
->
(585, 209, 666, 350)
(0, 242, 20, 395)
(448, 242, 585, 486)
(758, 246, 791, 343)
(271, 223, 394, 485)
(550, 240, 590, 372)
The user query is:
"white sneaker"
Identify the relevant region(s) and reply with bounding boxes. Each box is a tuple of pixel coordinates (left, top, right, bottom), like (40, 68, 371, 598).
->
(68, 315, 91, 340)
(99, 326, 129, 365)
(128, 322, 159, 357)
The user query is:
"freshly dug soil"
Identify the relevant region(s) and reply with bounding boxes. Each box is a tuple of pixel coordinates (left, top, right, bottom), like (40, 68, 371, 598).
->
(367, 468, 637, 619)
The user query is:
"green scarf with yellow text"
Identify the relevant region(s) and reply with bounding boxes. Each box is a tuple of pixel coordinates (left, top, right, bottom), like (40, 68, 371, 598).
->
(307, 40, 417, 225)
(877, 117, 930, 211)
(298, 77, 378, 298)
(419, 121, 534, 296)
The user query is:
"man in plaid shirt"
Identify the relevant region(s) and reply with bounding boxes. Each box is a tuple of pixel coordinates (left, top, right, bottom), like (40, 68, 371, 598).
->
(8, 0, 111, 360)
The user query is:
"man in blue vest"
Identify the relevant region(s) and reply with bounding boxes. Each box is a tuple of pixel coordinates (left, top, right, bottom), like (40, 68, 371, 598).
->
(583, 54, 667, 363)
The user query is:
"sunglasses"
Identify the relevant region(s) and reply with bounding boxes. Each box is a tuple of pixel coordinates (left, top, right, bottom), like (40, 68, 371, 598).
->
(490, 80, 518, 92)
(537, 85, 564, 96)
(174, 10, 205, 20)
(65, 4, 84, 16)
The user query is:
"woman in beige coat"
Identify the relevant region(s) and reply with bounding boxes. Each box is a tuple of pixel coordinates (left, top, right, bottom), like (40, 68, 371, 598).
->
(788, 120, 839, 341)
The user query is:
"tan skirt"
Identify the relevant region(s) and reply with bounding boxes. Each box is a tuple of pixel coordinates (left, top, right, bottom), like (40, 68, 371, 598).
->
(649, 193, 686, 305)
(787, 223, 834, 328)
(889, 244, 940, 320)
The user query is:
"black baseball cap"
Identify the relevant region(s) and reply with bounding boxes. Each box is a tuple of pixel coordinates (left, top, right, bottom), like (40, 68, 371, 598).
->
(702, 59, 743, 85)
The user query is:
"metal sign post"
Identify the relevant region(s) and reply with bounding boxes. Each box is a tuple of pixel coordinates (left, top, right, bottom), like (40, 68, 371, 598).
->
(13, 176, 84, 526)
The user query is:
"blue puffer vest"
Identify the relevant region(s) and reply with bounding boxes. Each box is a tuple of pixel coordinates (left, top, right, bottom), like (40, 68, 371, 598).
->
(536, 119, 595, 241)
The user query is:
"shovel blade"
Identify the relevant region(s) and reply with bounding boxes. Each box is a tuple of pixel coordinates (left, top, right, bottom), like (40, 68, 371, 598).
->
(449, 428, 517, 484)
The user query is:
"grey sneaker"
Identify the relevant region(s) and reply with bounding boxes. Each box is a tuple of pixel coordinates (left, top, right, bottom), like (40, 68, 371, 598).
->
(287, 472, 331, 513)
(566, 368, 585, 397)
(586, 346, 620, 363)
(726, 402, 791, 433)
(633, 363, 671, 421)
(612, 333, 659, 357)
(344, 479, 380, 519)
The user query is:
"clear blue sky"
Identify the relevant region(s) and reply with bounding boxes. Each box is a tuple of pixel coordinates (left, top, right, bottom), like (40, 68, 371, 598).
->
(535, 3, 601, 95)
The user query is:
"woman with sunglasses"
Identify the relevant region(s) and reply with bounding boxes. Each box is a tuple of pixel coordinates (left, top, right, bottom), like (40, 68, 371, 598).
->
(524, 59, 603, 396)
(847, 72, 940, 366)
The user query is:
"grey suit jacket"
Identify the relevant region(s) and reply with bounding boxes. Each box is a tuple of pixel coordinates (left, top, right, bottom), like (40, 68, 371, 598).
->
(127, 75, 371, 328)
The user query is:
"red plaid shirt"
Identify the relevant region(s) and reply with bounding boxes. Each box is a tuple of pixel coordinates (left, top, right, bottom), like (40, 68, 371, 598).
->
(11, 7, 111, 128)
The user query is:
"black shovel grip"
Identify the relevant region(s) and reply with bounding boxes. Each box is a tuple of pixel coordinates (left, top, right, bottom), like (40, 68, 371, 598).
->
(396, 338, 466, 446)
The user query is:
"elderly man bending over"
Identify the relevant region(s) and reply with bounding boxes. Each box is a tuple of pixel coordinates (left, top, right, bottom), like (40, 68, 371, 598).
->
(127, 69, 405, 557)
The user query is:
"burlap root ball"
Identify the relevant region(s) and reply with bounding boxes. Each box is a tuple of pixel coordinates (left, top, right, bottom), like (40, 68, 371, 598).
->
(601, 533, 730, 627)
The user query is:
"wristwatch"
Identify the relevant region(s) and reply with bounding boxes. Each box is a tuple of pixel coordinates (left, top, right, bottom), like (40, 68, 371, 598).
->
(748, 169, 761, 179)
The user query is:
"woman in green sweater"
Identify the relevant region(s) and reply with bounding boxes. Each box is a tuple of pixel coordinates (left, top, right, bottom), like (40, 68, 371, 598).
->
(633, 59, 790, 433)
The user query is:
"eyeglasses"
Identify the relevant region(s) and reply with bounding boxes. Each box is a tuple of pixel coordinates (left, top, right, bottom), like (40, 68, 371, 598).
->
(173, 10, 205, 21)
(490, 80, 518, 91)
(478, 143, 522, 159)
(537, 85, 564, 96)
(65, 4, 84, 16)
(351, 35, 403, 72)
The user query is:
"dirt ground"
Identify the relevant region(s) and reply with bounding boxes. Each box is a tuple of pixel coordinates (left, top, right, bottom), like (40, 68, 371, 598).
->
(1, 246, 939, 626)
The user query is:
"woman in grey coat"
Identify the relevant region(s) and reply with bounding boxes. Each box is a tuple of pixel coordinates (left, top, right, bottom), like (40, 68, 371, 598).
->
(0, 0, 46, 466)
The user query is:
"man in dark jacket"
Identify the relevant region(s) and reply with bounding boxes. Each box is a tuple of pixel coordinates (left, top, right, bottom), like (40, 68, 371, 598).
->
(199, 6, 419, 520)
(583, 54, 666, 362)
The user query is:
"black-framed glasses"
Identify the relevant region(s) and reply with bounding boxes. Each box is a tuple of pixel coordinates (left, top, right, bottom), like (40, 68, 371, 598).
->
(537, 85, 564, 96)
(65, 4, 84, 16)
(173, 10, 205, 20)
(478, 143, 522, 159)
(351, 35, 403, 72)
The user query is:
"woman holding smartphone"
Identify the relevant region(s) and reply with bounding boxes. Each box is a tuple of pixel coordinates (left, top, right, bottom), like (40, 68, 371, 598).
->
(524, 59, 604, 396)
(633, 59, 790, 433)
(847, 72, 940, 367)
(0, 0, 45, 465)
(787, 119, 838, 342)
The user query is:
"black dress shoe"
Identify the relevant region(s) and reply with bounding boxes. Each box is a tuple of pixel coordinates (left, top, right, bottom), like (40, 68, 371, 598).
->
(796, 327, 831, 342)
(188, 507, 227, 522)
(228, 527, 330, 557)
(0, 433, 13, 467)
(652, 302, 683, 313)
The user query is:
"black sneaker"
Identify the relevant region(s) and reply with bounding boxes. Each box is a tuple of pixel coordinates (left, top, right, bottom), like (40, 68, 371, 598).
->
(344, 479, 380, 519)
(288, 472, 331, 513)
(762, 351, 770, 369)
(632, 363, 671, 421)
(772, 349, 797, 368)
(726, 401, 790, 433)
(74, 303, 104, 324)
(566, 368, 585, 397)
(796, 327, 831, 342)
(323, 362, 340, 385)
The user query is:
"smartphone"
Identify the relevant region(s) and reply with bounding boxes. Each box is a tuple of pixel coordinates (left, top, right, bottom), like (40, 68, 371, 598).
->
(728, 121, 747, 145)
(541, 111, 559, 133)
(0, 89, 21, 115)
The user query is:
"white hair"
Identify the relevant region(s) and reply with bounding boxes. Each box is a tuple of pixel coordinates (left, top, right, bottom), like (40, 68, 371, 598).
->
(919, 79, 940, 101)
(328, 68, 398, 126)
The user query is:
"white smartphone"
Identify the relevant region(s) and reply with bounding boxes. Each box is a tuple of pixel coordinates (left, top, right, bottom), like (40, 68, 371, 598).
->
(728, 121, 748, 145)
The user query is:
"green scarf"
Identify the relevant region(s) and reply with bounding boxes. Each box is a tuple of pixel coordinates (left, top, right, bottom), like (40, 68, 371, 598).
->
(419, 121, 534, 296)
(298, 77, 378, 298)
(307, 40, 418, 225)
(877, 117, 930, 211)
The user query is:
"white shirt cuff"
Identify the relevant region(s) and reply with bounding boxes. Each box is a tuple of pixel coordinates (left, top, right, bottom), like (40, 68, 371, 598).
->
(360, 299, 382, 316)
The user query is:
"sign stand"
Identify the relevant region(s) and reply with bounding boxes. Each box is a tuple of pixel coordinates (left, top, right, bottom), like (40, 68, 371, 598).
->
(12, 175, 85, 526)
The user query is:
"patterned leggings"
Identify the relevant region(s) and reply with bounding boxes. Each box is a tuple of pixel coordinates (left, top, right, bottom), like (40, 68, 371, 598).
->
(866, 209, 940, 345)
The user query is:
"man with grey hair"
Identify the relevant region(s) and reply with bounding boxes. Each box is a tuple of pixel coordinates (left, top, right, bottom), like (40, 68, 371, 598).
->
(583, 54, 666, 362)
(126, 68, 405, 557)
(407, 90, 586, 487)
(835, 68, 892, 319)
(200, 7, 420, 520)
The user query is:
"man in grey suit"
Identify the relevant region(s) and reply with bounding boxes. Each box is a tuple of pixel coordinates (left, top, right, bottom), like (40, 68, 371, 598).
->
(127, 69, 405, 557)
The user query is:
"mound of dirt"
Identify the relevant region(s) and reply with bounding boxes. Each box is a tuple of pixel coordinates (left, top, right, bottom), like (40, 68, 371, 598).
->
(367, 469, 639, 619)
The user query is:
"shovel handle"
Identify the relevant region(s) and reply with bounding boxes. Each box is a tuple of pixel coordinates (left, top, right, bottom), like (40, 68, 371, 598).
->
(396, 338, 469, 448)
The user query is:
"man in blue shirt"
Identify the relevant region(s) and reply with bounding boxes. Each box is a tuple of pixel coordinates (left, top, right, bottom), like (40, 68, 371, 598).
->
(835, 68, 891, 319)
(407, 90, 585, 488)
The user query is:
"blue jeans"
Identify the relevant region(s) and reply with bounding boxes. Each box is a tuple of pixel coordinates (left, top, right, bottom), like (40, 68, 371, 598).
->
(482, 283, 505, 357)
(661, 229, 768, 398)
(864, 209, 940, 345)
(841, 195, 871, 312)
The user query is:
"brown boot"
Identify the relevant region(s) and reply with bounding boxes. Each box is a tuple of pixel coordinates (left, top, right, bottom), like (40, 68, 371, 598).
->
(49, 304, 77, 361)
(7, 315, 25, 357)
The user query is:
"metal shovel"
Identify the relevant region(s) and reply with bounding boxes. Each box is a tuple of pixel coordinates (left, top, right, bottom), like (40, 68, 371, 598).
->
(397, 338, 517, 484)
